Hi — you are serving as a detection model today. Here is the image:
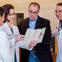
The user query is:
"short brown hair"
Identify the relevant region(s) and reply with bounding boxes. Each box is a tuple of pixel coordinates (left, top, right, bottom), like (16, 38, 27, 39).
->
(29, 2, 40, 10)
(57, 3, 62, 6)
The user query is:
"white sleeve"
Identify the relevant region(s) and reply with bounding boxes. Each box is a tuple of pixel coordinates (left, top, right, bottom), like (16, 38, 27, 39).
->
(16, 41, 33, 51)
(9, 38, 16, 47)
(16, 41, 28, 49)
(0, 31, 12, 62)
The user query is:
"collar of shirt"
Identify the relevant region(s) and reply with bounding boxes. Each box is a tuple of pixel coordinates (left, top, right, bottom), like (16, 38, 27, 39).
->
(29, 16, 38, 29)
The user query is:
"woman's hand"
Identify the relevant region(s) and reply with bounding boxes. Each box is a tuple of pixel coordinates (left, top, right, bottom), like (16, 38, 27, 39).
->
(28, 40, 37, 48)
(15, 34, 24, 42)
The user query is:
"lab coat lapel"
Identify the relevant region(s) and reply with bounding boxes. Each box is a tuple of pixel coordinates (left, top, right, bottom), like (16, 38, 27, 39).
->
(3, 23, 13, 36)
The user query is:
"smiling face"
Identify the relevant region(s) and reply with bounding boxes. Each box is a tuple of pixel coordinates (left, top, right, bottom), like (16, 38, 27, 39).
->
(28, 4, 39, 20)
(55, 5, 62, 20)
(7, 9, 15, 23)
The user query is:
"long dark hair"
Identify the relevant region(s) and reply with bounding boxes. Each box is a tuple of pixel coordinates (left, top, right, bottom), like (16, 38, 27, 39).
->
(2, 4, 14, 22)
(57, 2, 62, 6)
(0, 7, 4, 17)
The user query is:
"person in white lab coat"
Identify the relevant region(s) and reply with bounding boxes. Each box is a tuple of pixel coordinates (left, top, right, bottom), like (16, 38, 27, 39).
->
(2, 4, 24, 62)
(2, 4, 37, 62)
(0, 7, 12, 62)
(52, 3, 62, 62)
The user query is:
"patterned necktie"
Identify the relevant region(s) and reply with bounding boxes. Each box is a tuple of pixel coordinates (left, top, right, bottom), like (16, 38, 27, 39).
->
(11, 27, 17, 62)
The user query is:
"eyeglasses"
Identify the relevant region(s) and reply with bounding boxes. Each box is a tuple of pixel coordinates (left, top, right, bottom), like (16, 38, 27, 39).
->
(29, 10, 38, 14)
(55, 10, 62, 13)
(8, 13, 15, 16)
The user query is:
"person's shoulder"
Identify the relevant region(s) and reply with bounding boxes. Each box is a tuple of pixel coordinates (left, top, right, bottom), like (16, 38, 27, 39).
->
(22, 17, 29, 22)
(12, 24, 18, 30)
(38, 16, 50, 23)
(0, 31, 6, 37)
(24, 17, 29, 21)
(19, 17, 29, 25)
(3, 22, 9, 29)
(3, 22, 7, 26)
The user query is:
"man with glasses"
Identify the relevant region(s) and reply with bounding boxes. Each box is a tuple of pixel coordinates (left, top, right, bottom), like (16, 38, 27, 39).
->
(53, 3, 62, 62)
(18, 2, 53, 62)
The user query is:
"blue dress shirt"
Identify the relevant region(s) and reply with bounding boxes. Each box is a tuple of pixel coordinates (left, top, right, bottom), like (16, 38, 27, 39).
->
(28, 16, 39, 62)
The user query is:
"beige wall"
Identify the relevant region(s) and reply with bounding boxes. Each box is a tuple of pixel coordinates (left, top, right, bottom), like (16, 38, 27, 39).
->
(0, 0, 62, 31)
(0, 0, 62, 53)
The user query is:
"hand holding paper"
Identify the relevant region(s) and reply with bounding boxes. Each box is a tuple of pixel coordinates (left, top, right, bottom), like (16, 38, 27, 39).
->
(16, 27, 46, 50)
(15, 34, 24, 42)
(28, 40, 37, 48)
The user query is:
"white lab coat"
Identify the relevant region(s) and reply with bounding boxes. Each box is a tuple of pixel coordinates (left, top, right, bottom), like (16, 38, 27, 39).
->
(52, 28, 62, 62)
(56, 30, 62, 62)
(2, 22, 31, 62)
(0, 31, 12, 62)
(2, 22, 20, 62)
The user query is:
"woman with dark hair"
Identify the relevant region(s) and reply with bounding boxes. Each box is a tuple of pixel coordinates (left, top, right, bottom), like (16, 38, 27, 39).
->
(0, 7, 12, 62)
(2, 4, 24, 62)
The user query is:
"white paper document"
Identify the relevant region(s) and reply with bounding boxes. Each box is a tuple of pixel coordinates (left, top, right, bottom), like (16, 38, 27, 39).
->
(24, 27, 46, 44)
(16, 27, 46, 50)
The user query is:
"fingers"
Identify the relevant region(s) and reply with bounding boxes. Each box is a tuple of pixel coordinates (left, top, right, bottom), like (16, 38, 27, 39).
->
(29, 40, 37, 47)
(15, 34, 24, 42)
(19, 34, 24, 40)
